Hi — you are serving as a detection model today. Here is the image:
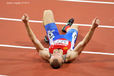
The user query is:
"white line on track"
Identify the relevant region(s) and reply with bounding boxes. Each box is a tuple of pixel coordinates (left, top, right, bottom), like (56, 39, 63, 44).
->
(0, 44, 35, 49)
(0, 44, 114, 56)
(0, 75, 8, 76)
(0, 17, 114, 28)
(60, 0, 114, 5)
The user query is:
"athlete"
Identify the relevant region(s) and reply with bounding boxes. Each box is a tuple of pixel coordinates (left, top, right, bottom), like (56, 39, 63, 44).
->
(22, 10, 100, 69)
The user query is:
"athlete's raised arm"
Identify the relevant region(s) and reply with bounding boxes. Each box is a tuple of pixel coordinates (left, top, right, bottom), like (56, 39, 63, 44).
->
(74, 18, 100, 54)
(22, 14, 45, 51)
(65, 18, 100, 62)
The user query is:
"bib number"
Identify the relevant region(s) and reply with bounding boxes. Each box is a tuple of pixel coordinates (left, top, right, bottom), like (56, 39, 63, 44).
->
(54, 40, 69, 45)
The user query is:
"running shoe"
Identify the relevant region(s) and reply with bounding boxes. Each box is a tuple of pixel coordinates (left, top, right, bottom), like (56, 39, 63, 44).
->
(62, 18, 74, 33)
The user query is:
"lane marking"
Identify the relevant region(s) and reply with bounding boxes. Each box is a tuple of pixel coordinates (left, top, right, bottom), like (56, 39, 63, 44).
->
(0, 17, 114, 28)
(0, 44, 114, 56)
(0, 44, 35, 49)
(82, 51, 114, 55)
(0, 75, 8, 76)
(60, 0, 114, 5)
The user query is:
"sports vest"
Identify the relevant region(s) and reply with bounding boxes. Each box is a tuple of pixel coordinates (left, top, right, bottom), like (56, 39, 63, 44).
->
(49, 38, 71, 55)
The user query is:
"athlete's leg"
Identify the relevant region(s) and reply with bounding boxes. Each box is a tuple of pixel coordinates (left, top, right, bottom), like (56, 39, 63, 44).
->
(43, 10, 55, 26)
(65, 24, 79, 50)
(43, 10, 59, 44)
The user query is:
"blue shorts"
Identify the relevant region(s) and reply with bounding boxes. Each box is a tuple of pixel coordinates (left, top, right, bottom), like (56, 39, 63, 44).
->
(45, 23, 78, 45)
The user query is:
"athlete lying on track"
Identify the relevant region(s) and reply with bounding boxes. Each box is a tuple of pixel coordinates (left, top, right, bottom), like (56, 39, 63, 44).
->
(22, 10, 100, 69)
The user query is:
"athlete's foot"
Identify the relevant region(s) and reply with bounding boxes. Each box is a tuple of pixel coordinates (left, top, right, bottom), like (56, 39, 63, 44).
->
(62, 18, 74, 33)
(91, 18, 100, 29)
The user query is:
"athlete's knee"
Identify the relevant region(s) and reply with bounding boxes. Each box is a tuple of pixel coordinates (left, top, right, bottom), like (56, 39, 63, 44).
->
(44, 10, 53, 15)
(43, 10, 55, 25)
(75, 25, 79, 31)
(72, 25, 79, 31)
(67, 25, 79, 32)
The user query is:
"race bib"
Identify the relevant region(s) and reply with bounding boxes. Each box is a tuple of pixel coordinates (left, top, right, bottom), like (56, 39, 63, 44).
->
(54, 40, 69, 45)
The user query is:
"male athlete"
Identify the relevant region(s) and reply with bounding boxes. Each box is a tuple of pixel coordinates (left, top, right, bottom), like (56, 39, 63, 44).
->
(22, 10, 99, 69)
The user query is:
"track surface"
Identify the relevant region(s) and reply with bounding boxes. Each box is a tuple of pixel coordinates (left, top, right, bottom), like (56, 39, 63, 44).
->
(0, 0, 114, 76)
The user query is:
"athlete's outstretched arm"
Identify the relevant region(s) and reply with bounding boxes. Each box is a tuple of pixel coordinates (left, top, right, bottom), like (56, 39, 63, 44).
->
(74, 18, 100, 54)
(66, 18, 100, 62)
(22, 14, 44, 51)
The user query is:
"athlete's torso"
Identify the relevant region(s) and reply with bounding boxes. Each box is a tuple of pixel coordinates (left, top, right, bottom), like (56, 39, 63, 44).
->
(49, 38, 73, 55)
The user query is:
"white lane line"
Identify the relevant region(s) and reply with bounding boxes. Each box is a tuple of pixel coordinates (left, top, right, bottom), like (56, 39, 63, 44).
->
(0, 17, 114, 28)
(82, 51, 114, 55)
(0, 44, 114, 56)
(60, 0, 114, 5)
(0, 17, 43, 23)
(0, 75, 8, 76)
(0, 44, 35, 49)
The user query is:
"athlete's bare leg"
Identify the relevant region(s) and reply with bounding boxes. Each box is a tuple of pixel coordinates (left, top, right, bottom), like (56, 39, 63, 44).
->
(43, 10, 55, 26)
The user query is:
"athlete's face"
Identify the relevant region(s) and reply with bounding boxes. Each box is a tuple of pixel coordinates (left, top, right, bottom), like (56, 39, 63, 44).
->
(50, 53, 63, 63)
(49, 49, 64, 68)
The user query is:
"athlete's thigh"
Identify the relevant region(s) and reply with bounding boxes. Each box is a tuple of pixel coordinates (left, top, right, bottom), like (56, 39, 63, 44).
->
(65, 29, 78, 49)
(45, 23, 60, 44)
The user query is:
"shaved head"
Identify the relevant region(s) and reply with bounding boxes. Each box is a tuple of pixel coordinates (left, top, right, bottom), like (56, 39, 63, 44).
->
(50, 59, 62, 69)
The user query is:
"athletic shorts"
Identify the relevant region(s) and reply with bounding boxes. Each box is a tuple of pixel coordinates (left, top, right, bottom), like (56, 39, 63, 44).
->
(45, 23, 78, 46)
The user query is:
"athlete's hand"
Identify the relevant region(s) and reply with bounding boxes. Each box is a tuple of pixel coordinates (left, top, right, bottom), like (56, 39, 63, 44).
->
(22, 14, 29, 24)
(91, 18, 100, 29)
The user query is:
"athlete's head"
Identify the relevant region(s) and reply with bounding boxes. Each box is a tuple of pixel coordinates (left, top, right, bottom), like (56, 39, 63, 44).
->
(49, 49, 64, 69)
